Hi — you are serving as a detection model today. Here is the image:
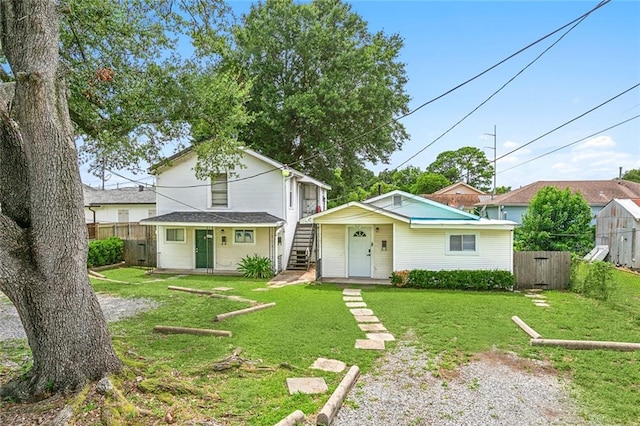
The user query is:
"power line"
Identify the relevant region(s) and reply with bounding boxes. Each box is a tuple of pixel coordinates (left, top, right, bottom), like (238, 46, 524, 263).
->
(499, 114, 640, 174)
(496, 83, 640, 161)
(392, 0, 600, 171)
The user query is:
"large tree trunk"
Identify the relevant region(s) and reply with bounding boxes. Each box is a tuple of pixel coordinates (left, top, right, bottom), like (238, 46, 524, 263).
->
(0, 0, 121, 400)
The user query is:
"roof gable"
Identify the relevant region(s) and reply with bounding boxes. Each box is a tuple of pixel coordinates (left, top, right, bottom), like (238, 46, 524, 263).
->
(151, 146, 330, 189)
(432, 182, 485, 195)
(365, 190, 480, 220)
(476, 180, 640, 207)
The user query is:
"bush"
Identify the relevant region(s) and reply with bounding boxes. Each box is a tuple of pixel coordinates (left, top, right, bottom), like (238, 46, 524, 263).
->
(237, 254, 275, 279)
(87, 237, 124, 268)
(570, 260, 615, 301)
(391, 269, 514, 291)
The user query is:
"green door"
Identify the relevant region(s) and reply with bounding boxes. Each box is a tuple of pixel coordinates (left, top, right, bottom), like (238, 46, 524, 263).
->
(195, 229, 214, 268)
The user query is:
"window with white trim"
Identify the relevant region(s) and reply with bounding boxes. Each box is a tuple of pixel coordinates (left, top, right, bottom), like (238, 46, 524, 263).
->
(234, 229, 255, 244)
(448, 234, 477, 253)
(165, 228, 185, 243)
(211, 173, 228, 207)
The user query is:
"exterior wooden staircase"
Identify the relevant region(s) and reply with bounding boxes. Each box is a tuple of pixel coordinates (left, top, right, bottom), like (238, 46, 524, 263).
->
(287, 223, 316, 270)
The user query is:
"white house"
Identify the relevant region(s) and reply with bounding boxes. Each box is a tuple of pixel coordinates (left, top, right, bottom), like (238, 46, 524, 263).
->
(306, 190, 516, 281)
(83, 185, 156, 224)
(141, 147, 330, 273)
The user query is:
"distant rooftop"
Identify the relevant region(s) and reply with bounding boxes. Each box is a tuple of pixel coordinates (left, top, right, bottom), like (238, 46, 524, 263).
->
(83, 185, 156, 206)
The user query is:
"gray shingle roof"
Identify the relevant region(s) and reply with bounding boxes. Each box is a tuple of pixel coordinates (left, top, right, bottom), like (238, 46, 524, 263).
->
(475, 180, 640, 207)
(83, 185, 156, 206)
(141, 211, 284, 225)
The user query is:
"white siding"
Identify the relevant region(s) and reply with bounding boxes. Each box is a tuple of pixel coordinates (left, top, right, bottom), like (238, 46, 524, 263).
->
(320, 224, 346, 278)
(372, 224, 393, 279)
(156, 226, 274, 271)
(315, 206, 398, 225)
(394, 224, 512, 272)
(84, 204, 154, 223)
(155, 151, 285, 218)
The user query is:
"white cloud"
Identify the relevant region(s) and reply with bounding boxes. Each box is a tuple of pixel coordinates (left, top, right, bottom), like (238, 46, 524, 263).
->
(503, 140, 519, 148)
(574, 135, 616, 151)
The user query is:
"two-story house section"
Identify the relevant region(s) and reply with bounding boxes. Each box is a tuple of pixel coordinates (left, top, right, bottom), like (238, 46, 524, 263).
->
(141, 147, 330, 274)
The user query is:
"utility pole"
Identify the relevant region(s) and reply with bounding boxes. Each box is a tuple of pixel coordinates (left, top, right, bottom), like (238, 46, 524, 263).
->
(483, 125, 497, 199)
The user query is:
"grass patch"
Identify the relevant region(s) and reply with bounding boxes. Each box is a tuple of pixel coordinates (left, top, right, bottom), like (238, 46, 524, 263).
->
(1, 267, 639, 424)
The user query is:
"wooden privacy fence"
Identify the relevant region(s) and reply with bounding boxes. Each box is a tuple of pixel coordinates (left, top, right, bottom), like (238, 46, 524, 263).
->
(513, 251, 571, 290)
(123, 239, 157, 268)
(87, 222, 155, 241)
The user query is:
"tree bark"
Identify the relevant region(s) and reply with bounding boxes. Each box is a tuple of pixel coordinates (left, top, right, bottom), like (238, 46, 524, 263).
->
(0, 0, 121, 400)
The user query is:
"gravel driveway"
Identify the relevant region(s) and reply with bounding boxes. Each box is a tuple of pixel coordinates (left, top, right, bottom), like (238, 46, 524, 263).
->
(0, 293, 158, 341)
(333, 340, 591, 426)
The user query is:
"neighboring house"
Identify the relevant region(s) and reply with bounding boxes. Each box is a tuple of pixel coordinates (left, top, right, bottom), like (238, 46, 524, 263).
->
(595, 198, 640, 269)
(83, 184, 157, 224)
(475, 180, 640, 223)
(422, 182, 486, 214)
(305, 190, 516, 281)
(140, 147, 330, 273)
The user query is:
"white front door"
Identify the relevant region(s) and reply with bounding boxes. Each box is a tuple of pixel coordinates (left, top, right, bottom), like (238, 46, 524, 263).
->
(348, 226, 371, 277)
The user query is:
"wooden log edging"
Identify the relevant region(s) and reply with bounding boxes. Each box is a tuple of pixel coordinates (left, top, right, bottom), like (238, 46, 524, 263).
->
(274, 409, 306, 426)
(213, 302, 276, 322)
(530, 338, 640, 351)
(168, 285, 256, 303)
(316, 365, 360, 426)
(153, 326, 232, 337)
(511, 316, 542, 339)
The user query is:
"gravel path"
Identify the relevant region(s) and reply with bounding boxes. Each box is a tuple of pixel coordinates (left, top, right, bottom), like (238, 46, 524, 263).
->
(333, 340, 591, 426)
(0, 293, 158, 341)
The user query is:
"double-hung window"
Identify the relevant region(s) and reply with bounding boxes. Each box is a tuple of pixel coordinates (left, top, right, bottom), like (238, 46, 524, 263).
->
(234, 229, 255, 244)
(166, 228, 185, 243)
(211, 173, 228, 207)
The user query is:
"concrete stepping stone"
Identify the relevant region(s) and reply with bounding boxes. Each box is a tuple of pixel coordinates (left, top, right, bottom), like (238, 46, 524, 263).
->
(534, 302, 550, 307)
(311, 358, 346, 373)
(343, 296, 363, 302)
(212, 287, 234, 291)
(342, 289, 361, 296)
(355, 339, 385, 350)
(354, 315, 380, 323)
(366, 332, 395, 341)
(252, 288, 270, 292)
(350, 308, 373, 316)
(525, 294, 546, 299)
(345, 302, 367, 308)
(286, 377, 328, 395)
(358, 323, 387, 332)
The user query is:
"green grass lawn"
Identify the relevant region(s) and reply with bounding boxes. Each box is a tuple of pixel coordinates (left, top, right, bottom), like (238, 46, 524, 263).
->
(2, 267, 639, 425)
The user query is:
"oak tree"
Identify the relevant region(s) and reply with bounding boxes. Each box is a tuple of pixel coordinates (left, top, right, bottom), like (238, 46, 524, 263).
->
(426, 146, 493, 191)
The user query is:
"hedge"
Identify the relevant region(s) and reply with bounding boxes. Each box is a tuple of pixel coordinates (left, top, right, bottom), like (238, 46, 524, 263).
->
(391, 269, 514, 291)
(87, 237, 124, 268)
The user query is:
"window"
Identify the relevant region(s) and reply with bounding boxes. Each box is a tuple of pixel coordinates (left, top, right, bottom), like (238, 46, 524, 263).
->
(166, 228, 185, 243)
(393, 195, 402, 206)
(117, 209, 129, 223)
(448, 234, 477, 253)
(234, 229, 255, 244)
(211, 173, 228, 207)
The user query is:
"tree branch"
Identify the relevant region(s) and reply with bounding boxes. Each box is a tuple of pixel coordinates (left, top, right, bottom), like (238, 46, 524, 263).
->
(0, 103, 30, 228)
(0, 214, 33, 297)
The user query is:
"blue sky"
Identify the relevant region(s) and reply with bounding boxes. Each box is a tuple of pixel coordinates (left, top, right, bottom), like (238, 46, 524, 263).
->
(87, 0, 639, 190)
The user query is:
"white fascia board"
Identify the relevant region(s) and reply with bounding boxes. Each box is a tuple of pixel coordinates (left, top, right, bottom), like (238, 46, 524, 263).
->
(140, 220, 285, 228)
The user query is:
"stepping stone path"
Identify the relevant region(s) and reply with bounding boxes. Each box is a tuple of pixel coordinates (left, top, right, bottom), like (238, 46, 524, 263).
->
(212, 287, 234, 291)
(342, 288, 395, 350)
(286, 377, 328, 395)
(525, 290, 549, 308)
(311, 357, 346, 373)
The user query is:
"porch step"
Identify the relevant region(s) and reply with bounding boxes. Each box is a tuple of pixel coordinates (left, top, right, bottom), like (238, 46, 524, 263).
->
(286, 224, 316, 271)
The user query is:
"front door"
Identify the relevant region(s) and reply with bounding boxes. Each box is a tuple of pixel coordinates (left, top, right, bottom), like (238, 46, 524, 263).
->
(195, 229, 214, 269)
(348, 226, 371, 277)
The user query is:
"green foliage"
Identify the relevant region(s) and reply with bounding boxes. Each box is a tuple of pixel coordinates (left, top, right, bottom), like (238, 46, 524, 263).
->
(515, 186, 593, 255)
(392, 269, 514, 291)
(426, 147, 493, 191)
(87, 237, 124, 268)
(495, 185, 511, 195)
(236, 254, 275, 279)
(225, 0, 410, 191)
(621, 169, 640, 183)
(410, 172, 450, 194)
(571, 260, 616, 301)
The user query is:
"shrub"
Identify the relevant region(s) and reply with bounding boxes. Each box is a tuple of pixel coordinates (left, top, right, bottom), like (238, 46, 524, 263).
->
(390, 270, 409, 287)
(237, 254, 275, 279)
(391, 269, 514, 291)
(87, 237, 124, 268)
(571, 260, 615, 301)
